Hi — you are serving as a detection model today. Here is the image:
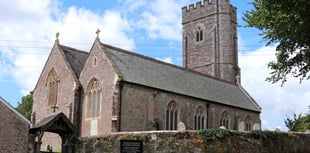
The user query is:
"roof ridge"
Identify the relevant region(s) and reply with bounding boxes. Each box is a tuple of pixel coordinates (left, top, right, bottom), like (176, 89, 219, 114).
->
(60, 44, 89, 55)
(100, 42, 237, 86)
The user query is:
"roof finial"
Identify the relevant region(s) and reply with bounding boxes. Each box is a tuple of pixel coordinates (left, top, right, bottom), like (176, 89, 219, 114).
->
(55, 32, 60, 43)
(96, 28, 100, 39)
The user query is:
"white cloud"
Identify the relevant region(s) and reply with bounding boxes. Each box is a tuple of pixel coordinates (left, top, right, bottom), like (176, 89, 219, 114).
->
(119, 0, 193, 41)
(239, 44, 310, 131)
(0, 0, 135, 95)
(155, 57, 173, 64)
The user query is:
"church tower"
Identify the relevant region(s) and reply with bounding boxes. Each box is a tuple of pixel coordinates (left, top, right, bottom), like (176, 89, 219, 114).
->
(182, 0, 240, 83)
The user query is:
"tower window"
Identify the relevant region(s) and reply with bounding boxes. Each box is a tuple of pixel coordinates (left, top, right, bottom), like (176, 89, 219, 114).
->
(196, 27, 203, 42)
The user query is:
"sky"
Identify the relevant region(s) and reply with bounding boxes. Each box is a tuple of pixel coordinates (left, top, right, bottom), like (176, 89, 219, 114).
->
(0, 0, 309, 131)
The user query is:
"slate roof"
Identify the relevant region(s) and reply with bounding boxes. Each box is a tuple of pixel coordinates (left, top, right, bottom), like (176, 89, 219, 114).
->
(61, 45, 88, 78)
(101, 43, 261, 112)
(30, 112, 76, 134)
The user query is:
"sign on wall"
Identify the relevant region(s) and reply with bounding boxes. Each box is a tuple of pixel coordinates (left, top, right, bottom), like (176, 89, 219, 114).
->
(120, 140, 143, 153)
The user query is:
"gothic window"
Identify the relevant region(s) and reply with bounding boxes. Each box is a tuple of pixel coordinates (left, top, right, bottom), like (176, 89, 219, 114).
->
(196, 26, 203, 42)
(245, 116, 252, 131)
(47, 69, 59, 107)
(86, 78, 101, 119)
(194, 105, 206, 130)
(166, 101, 179, 130)
(220, 111, 229, 129)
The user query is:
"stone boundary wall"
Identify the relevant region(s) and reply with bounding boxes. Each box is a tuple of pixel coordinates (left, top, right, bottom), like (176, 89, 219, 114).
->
(76, 130, 310, 153)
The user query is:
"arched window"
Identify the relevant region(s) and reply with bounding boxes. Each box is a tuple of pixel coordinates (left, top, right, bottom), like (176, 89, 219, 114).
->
(220, 111, 229, 129)
(194, 106, 206, 130)
(86, 78, 101, 119)
(166, 101, 179, 130)
(245, 116, 252, 131)
(47, 69, 59, 107)
(196, 26, 203, 42)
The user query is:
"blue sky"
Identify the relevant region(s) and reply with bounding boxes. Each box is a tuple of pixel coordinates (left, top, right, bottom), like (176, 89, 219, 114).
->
(0, 0, 309, 131)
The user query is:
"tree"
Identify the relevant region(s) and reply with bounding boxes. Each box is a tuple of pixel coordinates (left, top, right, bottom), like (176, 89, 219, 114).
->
(243, 0, 310, 84)
(16, 91, 33, 120)
(285, 114, 303, 131)
(285, 108, 310, 132)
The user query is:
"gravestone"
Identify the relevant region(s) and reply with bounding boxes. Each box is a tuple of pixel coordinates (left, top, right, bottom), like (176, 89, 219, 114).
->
(253, 123, 261, 130)
(238, 121, 245, 131)
(177, 122, 186, 131)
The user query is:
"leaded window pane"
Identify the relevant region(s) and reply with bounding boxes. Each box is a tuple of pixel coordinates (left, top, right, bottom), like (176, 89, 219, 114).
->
(194, 106, 206, 130)
(47, 69, 59, 107)
(86, 79, 101, 119)
(166, 101, 179, 130)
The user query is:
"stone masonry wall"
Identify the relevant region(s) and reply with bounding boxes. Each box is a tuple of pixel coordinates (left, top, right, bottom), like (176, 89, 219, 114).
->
(120, 82, 260, 132)
(33, 43, 79, 151)
(79, 40, 119, 137)
(76, 130, 310, 153)
(0, 101, 30, 153)
(182, 0, 239, 83)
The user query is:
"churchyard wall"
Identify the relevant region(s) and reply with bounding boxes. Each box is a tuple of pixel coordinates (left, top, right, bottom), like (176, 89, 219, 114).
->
(76, 130, 310, 153)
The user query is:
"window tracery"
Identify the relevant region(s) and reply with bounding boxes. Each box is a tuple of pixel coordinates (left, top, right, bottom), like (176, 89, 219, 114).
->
(47, 69, 59, 107)
(220, 111, 229, 129)
(166, 101, 179, 130)
(86, 78, 101, 119)
(196, 26, 203, 42)
(245, 116, 252, 131)
(194, 105, 206, 130)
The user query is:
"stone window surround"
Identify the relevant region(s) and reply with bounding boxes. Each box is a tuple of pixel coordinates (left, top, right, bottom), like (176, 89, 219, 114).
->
(194, 105, 206, 130)
(195, 24, 205, 42)
(165, 101, 179, 130)
(220, 110, 230, 129)
(93, 57, 98, 67)
(46, 69, 59, 107)
(245, 115, 252, 131)
(85, 78, 102, 120)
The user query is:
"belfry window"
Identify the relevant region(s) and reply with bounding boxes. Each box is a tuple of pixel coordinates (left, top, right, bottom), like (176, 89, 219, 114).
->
(47, 69, 59, 107)
(194, 105, 206, 130)
(245, 116, 252, 131)
(166, 101, 179, 130)
(196, 26, 203, 42)
(86, 78, 101, 119)
(220, 111, 229, 129)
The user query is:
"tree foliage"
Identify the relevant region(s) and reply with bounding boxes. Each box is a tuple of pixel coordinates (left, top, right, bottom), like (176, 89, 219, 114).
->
(16, 91, 33, 120)
(285, 108, 310, 132)
(244, 0, 310, 84)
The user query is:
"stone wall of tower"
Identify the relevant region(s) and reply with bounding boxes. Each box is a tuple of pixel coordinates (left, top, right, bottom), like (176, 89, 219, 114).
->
(182, 0, 239, 83)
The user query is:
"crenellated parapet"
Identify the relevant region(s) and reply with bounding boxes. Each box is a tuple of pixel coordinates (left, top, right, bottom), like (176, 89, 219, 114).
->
(182, 0, 236, 24)
(181, 0, 214, 13)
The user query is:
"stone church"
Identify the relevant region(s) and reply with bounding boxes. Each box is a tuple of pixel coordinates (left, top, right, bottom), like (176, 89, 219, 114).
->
(31, 0, 261, 151)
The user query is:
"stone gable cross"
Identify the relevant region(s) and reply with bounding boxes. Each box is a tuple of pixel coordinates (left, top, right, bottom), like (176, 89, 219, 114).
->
(51, 105, 58, 113)
(96, 28, 100, 39)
